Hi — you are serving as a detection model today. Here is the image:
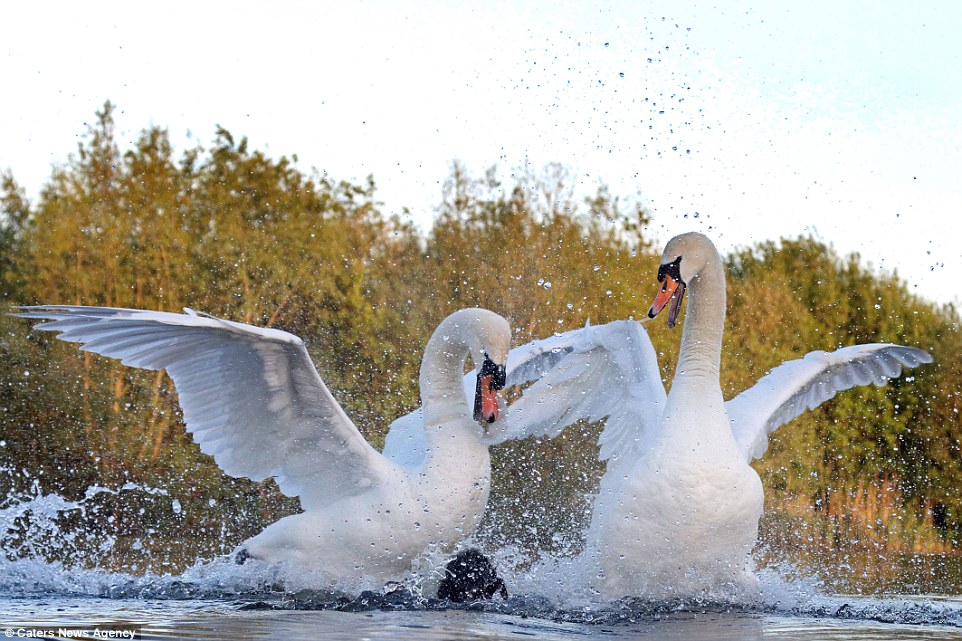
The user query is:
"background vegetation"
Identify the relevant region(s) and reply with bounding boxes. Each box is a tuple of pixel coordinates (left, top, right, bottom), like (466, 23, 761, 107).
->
(1, 103, 959, 585)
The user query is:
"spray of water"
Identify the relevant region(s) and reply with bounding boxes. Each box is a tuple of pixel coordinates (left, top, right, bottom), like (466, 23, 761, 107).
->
(2, 475, 962, 627)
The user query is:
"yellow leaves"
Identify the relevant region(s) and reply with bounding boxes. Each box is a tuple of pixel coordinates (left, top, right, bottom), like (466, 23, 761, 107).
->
(3, 105, 962, 567)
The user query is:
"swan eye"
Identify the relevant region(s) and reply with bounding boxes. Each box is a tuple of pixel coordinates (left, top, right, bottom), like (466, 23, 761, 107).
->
(479, 352, 506, 390)
(657, 255, 683, 285)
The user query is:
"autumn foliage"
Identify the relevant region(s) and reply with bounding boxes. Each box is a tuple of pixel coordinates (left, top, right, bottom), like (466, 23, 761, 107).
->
(1, 103, 959, 573)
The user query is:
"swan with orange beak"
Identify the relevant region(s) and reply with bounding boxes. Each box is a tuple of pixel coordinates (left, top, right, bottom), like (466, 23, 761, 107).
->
(486, 231, 932, 599)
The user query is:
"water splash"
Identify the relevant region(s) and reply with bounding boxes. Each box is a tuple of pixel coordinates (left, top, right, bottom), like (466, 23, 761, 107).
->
(2, 479, 962, 628)
(1, 474, 170, 565)
(0, 471, 171, 597)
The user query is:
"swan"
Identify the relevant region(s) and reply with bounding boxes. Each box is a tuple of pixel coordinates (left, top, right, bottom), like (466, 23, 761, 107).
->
(488, 232, 933, 599)
(15, 305, 512, 590)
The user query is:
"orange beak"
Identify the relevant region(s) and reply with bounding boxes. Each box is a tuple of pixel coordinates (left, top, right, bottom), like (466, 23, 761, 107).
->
(648, 274, 686, 328)
(479, 375, 499, 423)
(473, 353, 506, 424)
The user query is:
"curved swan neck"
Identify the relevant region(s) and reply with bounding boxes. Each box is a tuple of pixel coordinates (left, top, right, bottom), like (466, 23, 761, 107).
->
(677, 249, 726, 383)
(419, 317, 472, 427)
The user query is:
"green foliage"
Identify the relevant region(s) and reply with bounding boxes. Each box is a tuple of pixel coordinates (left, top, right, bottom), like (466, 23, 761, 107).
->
(1, 103, 960, 572)
(0, 171, 29, 300)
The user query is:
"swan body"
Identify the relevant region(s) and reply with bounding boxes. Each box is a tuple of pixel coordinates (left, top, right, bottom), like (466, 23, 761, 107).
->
(16, 305, 511, 589)
(492, 232, 932, 599)
(592, 231, 764, 597)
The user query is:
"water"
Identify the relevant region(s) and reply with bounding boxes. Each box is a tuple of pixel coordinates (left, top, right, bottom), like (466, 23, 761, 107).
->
(4, 594, 962, 640)
(3, 556, 962, 640)
(3, 479, 962, 639)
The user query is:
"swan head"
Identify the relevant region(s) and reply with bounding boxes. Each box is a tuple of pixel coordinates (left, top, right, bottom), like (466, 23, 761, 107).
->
(648, 232, 714, 328)
(436, 308, 510, 424)
(473, 351, 507, 424)
(467, 310, 509, 425)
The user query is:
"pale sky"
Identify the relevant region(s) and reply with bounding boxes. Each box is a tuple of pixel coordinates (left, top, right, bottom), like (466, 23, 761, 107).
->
(3, 1, 961, 306)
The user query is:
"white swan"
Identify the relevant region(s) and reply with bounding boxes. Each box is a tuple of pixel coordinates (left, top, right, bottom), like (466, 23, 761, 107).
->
(15, 305, 512, 589)
(489, 232, 933, 599)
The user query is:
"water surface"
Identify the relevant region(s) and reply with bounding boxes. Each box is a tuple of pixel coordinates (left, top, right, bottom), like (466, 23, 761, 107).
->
(4, 595, 962, 641)
(4, 472, 962, 640)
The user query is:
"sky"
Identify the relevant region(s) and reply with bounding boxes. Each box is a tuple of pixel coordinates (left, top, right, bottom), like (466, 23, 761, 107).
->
(2, 1, 961, 306)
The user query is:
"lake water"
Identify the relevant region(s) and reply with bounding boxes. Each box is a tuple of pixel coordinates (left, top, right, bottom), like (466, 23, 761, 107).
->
(3, 594, 962, 640)
(3, 479, 962, 639)
(3, 556, 962, 640)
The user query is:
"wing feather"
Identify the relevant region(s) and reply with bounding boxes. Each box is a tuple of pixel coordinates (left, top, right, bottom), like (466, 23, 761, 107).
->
(484, 320, 666, 462)
(382, 322, 660, 465)
(727, 344, 933, 462)
(15, 305, 394, 510)
(382, 321, 667, 466)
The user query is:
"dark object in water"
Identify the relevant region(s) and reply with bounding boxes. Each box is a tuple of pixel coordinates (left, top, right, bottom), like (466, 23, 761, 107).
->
(235, 548, 251, 565)
(437, 548, 508, 602)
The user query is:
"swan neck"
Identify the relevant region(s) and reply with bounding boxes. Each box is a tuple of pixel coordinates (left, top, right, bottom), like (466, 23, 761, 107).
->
(676, 254, 726, 383)
(419, 322, 471, 427)
(417, 314, 491, 504)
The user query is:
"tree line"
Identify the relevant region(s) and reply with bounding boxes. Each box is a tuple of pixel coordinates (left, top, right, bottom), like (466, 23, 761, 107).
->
(1, 102, 959, 572)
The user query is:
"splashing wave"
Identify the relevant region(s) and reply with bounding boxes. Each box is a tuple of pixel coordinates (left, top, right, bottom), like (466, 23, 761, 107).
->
(2, 481, 961, 628)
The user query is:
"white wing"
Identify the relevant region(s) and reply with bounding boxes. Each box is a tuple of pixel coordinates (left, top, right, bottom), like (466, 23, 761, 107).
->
(382, 321, 624, 466)
(16, 305, 395, 511)
(727, 344, 933, 462)
(485, 320, 667, 462)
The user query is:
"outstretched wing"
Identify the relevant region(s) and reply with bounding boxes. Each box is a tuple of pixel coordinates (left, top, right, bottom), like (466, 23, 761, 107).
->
(15, 305, 394, 510)
(484, 320, 667, 462)
(383, 321, 665, 466)
(727, 344, 933, 462)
